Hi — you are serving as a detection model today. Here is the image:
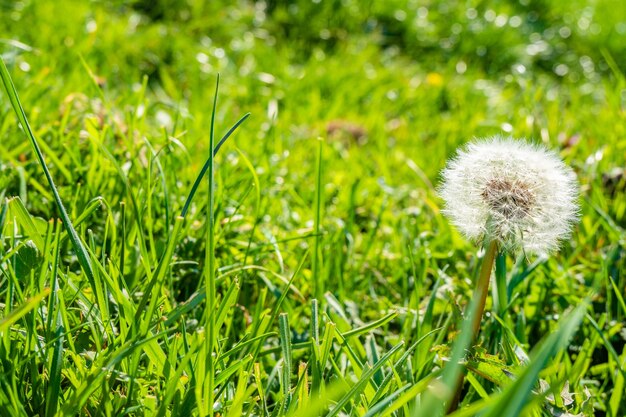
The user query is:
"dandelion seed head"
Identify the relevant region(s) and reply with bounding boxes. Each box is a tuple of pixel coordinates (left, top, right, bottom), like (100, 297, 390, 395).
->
(439, 137, 579, 255)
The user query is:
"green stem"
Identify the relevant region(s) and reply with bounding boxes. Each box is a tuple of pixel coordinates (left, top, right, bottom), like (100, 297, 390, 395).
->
(448, 239, 498, 413)
(495, 251, 507, 315)
(312, 139, 324, 300)
(469, 240, 498, 339)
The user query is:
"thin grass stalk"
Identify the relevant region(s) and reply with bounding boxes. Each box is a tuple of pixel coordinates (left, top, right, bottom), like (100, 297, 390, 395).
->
(203, 74, 220, 416)
(279, 313, 292, 411)
(313, 138, 324, 300)
(45, 221, 63, 417)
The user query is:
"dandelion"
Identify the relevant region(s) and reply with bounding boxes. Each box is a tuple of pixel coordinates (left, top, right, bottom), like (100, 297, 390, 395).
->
(439, 136, 579, 255)
(438, 137, 580, 412)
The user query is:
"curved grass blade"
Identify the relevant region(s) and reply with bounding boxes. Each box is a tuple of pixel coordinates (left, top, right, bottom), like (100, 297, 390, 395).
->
(6, 197, 45, 250)
(0, 288, 50, 333)
(0, 57, 95, 284)
(180, 111, 251, 218)
(341, 311, 398, 339)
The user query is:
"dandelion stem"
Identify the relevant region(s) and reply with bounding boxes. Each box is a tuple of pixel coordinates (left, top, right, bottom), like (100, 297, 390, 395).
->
(470, 240, 498, 338)
(447, 239, 498, 413)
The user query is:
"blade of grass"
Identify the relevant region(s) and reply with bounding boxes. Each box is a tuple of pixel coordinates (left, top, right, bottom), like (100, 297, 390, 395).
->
(6, 197, 45, 250)
(341, 311, 398, 339)
(180, 112, 250, 218)
(201, 74, 219, 417)
(312, 138, 324, 300)
(279, 313, 293, 411)
(0, 57, 95, 284)
(0, 288, 50, 333)
(137, 216, 185, 336)
(45, 221, 63, 417)
(362, 384, 412, 417)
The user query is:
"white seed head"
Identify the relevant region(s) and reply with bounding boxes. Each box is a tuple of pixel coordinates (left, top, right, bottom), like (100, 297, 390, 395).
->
(439, 137, 579, 255)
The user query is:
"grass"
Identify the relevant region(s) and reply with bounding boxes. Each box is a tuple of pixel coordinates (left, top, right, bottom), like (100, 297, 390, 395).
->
(0, 0, 625, 416)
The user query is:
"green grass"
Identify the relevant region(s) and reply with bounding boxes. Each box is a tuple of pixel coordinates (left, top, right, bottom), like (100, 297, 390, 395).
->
(1, 0, 625, 416)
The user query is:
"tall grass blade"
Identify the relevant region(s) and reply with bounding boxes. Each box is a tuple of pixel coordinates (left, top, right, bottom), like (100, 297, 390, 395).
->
(279, 313, 293, 411)
(202, 74, 219, 417)
(45, 222, 63, 417)
(312, 138, 324, 300)
(0, 57, 96, 284)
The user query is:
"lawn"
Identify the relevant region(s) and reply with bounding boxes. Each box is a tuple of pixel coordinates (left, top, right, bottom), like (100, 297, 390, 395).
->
(0, 0, 625, 416)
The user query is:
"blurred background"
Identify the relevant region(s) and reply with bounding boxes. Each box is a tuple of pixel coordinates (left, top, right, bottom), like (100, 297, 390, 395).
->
(2, 0, 626, 155)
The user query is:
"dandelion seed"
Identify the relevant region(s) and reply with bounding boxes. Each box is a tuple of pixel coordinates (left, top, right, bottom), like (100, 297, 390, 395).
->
(439, 136, 579, 255)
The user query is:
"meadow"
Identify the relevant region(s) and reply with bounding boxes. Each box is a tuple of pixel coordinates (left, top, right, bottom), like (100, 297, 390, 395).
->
(0, 0, 625, 416)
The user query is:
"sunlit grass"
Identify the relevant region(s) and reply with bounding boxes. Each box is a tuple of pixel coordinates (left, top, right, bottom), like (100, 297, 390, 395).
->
(0, 1, 625, 416)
